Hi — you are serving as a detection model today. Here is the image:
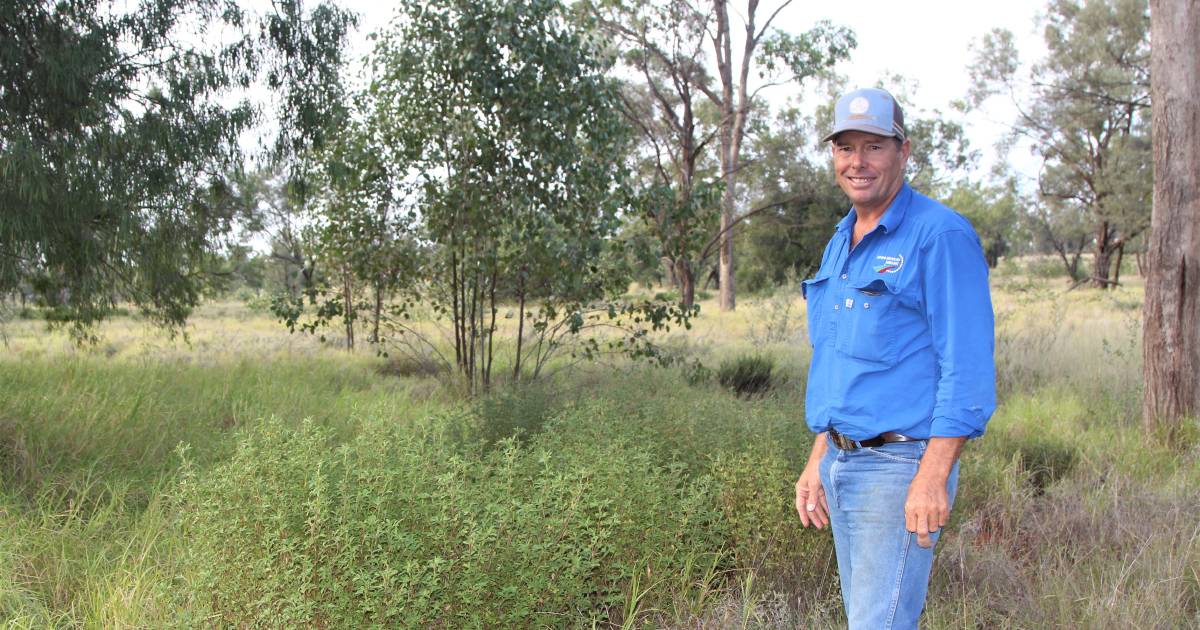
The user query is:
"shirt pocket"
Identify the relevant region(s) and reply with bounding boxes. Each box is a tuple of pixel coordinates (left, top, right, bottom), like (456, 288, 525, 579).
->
(801, 273, 835, 347)
(835, 278, 901, 365)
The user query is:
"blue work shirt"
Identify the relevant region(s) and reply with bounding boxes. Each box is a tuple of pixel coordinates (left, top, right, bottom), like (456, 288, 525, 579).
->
(802, 182, 996, 440)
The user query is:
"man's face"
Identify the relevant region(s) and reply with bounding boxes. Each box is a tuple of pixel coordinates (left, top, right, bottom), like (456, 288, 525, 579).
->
(831, 131, 911, 214)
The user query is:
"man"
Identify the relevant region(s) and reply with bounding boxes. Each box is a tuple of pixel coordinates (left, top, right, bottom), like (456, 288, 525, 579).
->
(794, 87, 996, 629)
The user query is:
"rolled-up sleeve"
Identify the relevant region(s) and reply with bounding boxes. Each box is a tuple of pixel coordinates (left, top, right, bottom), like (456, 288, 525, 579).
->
(920, 229, 997, 438)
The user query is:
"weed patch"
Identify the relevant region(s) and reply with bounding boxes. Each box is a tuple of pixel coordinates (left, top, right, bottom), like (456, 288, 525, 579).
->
(717, 353, 776, 398)
(174, 412, 725, 627)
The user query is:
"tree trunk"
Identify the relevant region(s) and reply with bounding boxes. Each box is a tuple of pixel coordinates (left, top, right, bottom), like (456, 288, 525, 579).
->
(718, 196, 735, 309)
(703, 265, 719, 291)
(371, 282, 383, 344)
(451, 249, 463, 368)
(342, 269, 354, 351)
(468, 271, 478, 391)
(1144, 0, 1200, 433)
(1112, 242, 1124, 287)
(712, 0, 749, 313)
(1069, 243, 1084, 280)
(513, 279, 526, 383)
(675, 258, 696, 308)
(484, 266, 497, 391)
(1090, 221, 1115, 288)
(662, 258, 678, 288)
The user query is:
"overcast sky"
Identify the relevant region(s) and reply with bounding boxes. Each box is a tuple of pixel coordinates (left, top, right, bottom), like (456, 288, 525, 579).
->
(333, 0, 1049, 184)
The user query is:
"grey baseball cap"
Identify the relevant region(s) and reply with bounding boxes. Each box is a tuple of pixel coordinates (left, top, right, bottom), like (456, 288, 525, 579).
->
(822, 87, 906, 142)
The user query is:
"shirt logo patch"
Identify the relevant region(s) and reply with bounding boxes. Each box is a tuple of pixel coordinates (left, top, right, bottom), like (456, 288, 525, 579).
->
(874, 254, 904, 274)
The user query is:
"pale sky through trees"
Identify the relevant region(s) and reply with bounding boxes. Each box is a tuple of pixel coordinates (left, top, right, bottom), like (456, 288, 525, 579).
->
(336, 0, 1048, 186)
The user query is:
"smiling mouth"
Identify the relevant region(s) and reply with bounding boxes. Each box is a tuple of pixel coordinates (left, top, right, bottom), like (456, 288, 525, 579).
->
(846, 176, 875, 185)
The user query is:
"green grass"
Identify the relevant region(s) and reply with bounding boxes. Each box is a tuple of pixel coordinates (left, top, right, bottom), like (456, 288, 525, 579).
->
(0, 265, 1197, 627)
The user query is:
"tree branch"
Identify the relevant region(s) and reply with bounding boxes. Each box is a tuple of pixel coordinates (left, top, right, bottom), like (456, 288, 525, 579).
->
(699, 195, 799, 262)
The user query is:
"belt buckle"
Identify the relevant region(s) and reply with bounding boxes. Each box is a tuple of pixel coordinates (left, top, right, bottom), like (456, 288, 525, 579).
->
(830, 431, 857, 450)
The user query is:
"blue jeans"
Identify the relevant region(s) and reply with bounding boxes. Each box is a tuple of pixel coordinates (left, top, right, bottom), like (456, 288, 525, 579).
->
(819, 435, 959, 629)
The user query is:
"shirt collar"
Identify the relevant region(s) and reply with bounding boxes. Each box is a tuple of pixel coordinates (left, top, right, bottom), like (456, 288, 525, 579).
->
(835, 182, 913, 236)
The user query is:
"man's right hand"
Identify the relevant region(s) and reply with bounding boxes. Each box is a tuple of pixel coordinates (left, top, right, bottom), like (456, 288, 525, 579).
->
(795, 432, 830, 529)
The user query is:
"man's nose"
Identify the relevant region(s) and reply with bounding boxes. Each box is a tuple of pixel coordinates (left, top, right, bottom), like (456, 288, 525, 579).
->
(848, 148, 866, 168)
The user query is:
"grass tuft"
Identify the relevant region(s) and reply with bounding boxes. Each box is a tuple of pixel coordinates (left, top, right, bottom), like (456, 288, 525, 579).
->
(716, 353, 777, 398)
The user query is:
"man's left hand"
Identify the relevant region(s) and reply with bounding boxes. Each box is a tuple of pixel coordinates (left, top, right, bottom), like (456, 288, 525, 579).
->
(904, 472, 950, 548)
(904, 436, 967, 548)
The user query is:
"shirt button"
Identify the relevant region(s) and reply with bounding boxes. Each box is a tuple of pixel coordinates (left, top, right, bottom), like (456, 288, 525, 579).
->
(833, 304, 839, 310)
(840, 274, 848, 280)
(863, 302, 871, 309)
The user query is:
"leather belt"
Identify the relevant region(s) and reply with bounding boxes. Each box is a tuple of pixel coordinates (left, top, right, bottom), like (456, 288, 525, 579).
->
(828, 427, 923, 450)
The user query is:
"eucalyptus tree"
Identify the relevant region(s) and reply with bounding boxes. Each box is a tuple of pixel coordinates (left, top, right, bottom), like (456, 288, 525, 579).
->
(0, 0, 355, 332)
(968, 0, 1151, 288)
(705, 1, 852, 310)
(362, 0, 688, 392)
(591, 0, 719, 308)
(1143, 0, 1199, 433)
(734, 105, 844, 293)
(235, 168, 320, 298)
(588, 0, 852, 310)
(944, 180, 1023, 269)
(270, 118, 418, 351)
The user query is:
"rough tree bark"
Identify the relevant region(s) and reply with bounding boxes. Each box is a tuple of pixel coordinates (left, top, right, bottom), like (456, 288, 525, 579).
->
(1143, 0, 1200, 431)
(675, 258, 696, 309)
(1092, 221, 1117, 287)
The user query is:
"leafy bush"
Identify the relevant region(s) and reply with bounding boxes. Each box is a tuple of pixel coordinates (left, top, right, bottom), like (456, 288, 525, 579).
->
(717, 354, 776, 397)
(708, 447, 833, 580)
(174, 409, 725, 627)
(470, 381, 561, 447)
(682, 358, 713, 386)
(1024, 256, 1073, 280)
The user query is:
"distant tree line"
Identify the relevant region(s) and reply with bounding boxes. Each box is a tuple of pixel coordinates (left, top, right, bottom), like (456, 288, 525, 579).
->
(4, 0, 1196, 422)
(2, 0, 1156, 328)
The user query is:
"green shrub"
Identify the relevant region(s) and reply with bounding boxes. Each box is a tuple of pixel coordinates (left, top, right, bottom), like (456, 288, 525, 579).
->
(651, 289, 710, 302)
(717, 354, 776, 397)
(682, 358, 713, 386)
(708, 447, 833, 581)
(174, 408, 725, 627)
(1024, 256, 1073, 280)
(470, 381, 561, 447)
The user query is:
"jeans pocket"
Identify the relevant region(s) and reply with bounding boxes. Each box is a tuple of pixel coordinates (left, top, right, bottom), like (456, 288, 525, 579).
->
(862, 440, 926, 464)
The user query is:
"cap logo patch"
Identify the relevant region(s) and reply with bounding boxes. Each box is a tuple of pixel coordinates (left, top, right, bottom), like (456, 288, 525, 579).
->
(849, 97, 870, 114)
(874, 254, 904, 274)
